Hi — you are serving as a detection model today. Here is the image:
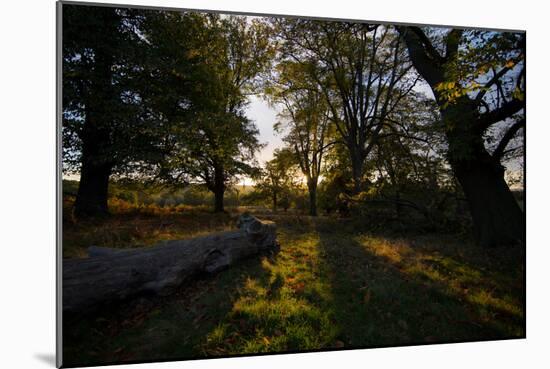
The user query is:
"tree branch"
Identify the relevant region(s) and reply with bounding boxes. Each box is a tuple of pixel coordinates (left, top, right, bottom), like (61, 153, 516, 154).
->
(478, 98, 525, 132)
(409, 27, 444, 63)
(475, 66, 512, 104)
(445, 29, 463, 61)
(493, 119, 525, 160)
(396, 26, 444, 87)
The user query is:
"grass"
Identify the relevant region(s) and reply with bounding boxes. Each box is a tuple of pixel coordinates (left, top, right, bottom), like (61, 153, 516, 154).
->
(62, 201, 525, 367)
(62, 196, 238, 258)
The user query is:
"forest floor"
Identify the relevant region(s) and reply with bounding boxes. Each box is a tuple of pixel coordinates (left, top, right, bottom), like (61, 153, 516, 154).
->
(62, 203, 525, 367)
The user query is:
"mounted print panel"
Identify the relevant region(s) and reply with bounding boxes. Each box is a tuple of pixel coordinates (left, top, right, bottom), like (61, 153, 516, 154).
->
(57, 1, 525, 367)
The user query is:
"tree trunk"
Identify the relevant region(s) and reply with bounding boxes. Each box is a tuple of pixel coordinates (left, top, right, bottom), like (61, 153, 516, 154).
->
(74, 159, 112, 218)
(73, 21, 116, 218)
(351, 155, 363, 194)
(394, 189, 403, 218)
(444, 104, 524, 247)
(398, 27, 524, 247)
(213, 163, 225, 212)
(451, 148, 524, 247)
(214, 188, 225, 213)
(63, 214, 278, 317)
(272, 192, 278, 212)
(308, 181, 318, 216)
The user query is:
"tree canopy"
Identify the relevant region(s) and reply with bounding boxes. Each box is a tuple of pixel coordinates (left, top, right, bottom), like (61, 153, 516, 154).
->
(62, 4, 524, 247)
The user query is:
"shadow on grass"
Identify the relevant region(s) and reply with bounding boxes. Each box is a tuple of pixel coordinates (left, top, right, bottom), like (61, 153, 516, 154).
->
(313, 221, 525, 348)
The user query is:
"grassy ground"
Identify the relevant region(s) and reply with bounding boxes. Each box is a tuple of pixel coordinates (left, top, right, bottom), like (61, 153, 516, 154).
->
(62, 201, 525, 367)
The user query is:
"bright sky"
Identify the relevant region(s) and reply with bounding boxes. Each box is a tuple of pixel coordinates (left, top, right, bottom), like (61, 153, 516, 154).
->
(246, 95, 284, 165)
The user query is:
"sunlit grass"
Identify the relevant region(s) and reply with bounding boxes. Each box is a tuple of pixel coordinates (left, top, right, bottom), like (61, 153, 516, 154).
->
(355, 233, 524, 336)
(201, 232, 339, 355)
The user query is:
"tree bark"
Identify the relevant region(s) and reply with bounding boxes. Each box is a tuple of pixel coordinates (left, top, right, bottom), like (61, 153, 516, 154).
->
(73, 14, 117, 218)
(213, 163, 226, 213)
(445, 122, 524, 246)
(63, 214, 278, 317)
(214, 188, 225, 213)
(441, 102, 524, 247)
(74, 159, 112, 218)
(394, 189, 403, 218)
(453, 156, 524, 247)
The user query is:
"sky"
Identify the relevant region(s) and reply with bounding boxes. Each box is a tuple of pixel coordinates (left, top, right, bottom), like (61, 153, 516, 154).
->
(246, 95, 284, 165)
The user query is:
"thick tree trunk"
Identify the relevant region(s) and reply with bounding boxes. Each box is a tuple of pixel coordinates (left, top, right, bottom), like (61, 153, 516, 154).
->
(63, 214, 278, 317)
(213, 163, 225, 213)
(214, 188, 225, 213)
(394, 189, 403, 218)
(398, 27, 524, 247)
(444, 104, 524, 247)
(74, 160, 112, 218)
(73, 20, 117, 218)
(452, 150, 524, 247)
(351, 156, 363, 194)
(344, 142, 366, 195)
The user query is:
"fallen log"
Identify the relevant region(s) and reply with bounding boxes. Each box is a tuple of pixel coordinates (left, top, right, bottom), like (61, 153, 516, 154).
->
(63, 213, 277, 316)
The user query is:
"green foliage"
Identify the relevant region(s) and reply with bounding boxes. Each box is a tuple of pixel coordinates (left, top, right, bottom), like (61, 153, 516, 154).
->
(60, 9, 527, 364)
(63, 7, 275, 212)
(267, 59, 335, 185)
(436, 30, 525, 107)
(62, 6, 170, 176)
(147, 14, 274, 208)
(62, 3, 524, 246)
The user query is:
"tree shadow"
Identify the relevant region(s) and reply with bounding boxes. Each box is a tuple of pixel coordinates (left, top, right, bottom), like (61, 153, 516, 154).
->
(313, 222, 525, 348)
(361, 226, 525, 329)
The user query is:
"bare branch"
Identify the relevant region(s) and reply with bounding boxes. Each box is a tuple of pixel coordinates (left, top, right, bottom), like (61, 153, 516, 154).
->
(475, 66, 512, 104)
(478, 98, 525, 132)
(493, 119, 525, 160)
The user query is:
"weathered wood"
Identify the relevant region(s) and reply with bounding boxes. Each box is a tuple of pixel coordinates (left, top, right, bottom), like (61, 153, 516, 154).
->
(63, 213, 277, 316)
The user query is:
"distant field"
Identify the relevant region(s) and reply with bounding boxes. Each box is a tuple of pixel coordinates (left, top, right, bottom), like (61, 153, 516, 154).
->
(63, 204, 525, 367)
